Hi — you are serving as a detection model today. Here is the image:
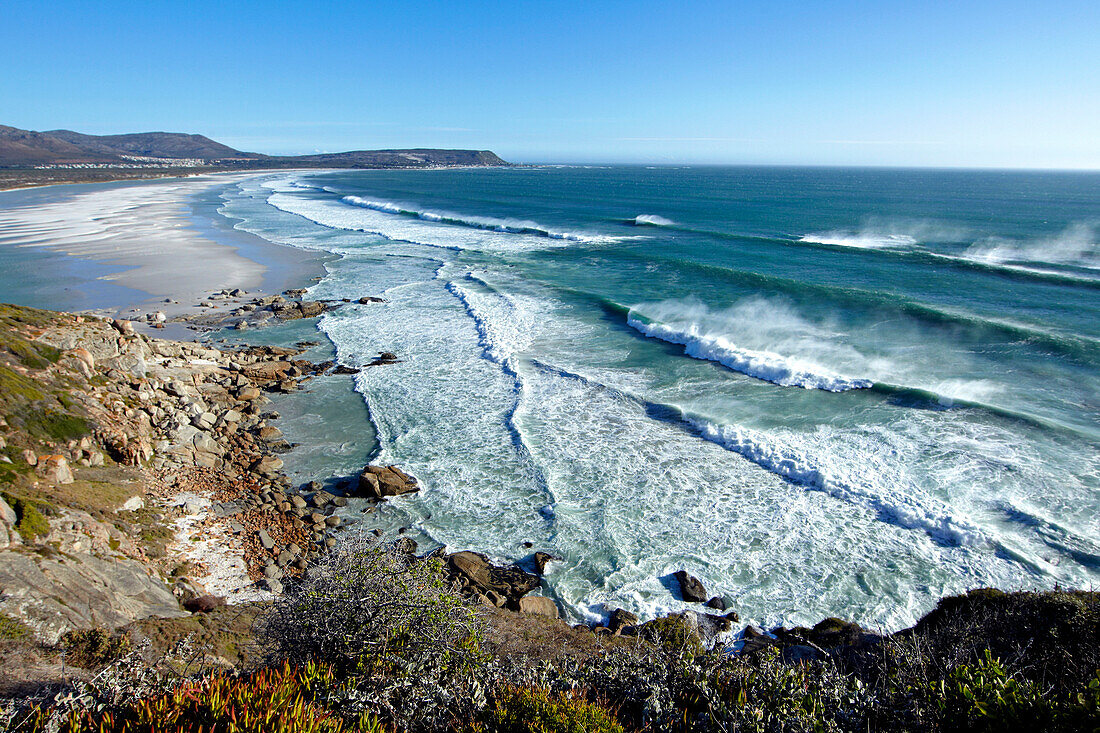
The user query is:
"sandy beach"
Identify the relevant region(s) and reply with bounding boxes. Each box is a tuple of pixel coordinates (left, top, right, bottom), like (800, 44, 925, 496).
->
(0, 173, 328, 336)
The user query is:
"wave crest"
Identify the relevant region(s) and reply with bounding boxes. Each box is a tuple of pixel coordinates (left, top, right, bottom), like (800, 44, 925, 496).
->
(633, 214, 675, 227)
(342, 195, 620, 244)
(627, 298, 873, 392)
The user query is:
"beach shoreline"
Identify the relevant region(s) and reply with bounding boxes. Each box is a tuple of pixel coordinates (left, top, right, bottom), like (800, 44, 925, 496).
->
(0, 172, 331, 339)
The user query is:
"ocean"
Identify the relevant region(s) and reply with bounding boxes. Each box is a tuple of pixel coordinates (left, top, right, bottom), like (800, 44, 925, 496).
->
(27, 166, 1100, 630)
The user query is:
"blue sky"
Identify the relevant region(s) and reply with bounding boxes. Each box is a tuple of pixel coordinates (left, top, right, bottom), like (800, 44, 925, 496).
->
(2, 0, 1098, 168)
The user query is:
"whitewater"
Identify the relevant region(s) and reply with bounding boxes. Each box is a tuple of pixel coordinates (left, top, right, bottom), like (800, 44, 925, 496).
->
(212, 165, 1100, 632)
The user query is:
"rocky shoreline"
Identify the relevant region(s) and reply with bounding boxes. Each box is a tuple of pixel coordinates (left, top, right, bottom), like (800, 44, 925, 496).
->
(0, 296, 602, 647)
(0, 293, 886, 658)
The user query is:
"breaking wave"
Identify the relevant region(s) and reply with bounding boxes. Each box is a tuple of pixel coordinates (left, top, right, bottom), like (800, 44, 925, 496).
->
(632, 214, 675, 227)
(342, 195, 622, 244)
(626, 298, 874, 392)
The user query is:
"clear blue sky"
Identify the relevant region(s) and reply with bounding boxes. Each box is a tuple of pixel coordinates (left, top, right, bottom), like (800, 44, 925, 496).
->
(2, 0, 1098, 168)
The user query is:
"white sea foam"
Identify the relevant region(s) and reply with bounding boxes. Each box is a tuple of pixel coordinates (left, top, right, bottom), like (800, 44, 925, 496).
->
(268, 190, 609, 253)
(800, 232, 918, 249)
(687, 417, 986, 547)
(445, 274, 538, 367)
(633, 214, 675, 227)
(627, 298, 873, 391)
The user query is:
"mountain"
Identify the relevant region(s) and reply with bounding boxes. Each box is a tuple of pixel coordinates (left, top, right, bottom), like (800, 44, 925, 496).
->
(288, 148, 508, 168)
(0, 124, 112, 165)
(44, 129, 250, 160)
(0, 124, 508, 169)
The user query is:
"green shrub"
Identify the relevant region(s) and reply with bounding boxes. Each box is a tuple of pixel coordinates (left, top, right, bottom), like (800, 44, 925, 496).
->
(637, 613, 704, 656)
(257, 536, 482, 669)
(0, 612, 31, 640)
(14, 499, 49, 541)
(930, 651, 1100, 732)
(474, 686, 623, 733)
(61, 627, 131, 670)
(22, 410, 90, 442)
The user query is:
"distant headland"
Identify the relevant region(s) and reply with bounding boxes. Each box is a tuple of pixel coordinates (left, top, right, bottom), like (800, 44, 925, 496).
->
(0, 123, 509, 190)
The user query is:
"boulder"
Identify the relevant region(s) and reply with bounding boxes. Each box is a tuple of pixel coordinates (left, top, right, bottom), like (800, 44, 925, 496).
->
(298, 301, 325, 318)
(243, 362, 292, 381)
(674, 570, 708, 603)
(518, 596, 559, 619)
(69, 347, 95, 371)
(532, 551, 560, 574)
(705, 596, 727, 611)
(694, 611, 734, 639)
(257, 530, 275, 550)
(110, 319, 134, 336)
(357, 296, 386, 304)
(21, 450, 37, 466)
(35, 455, 74, 484)
(236, 385, 262, 401)
(310, 490, 335, 507)
(357, 464, 418, 498)
(193, 432, 223, 456)
(192, 412, 217, 430)
(258, 425, 284, 442)
(609, 608, 639, 633)
(166, 380, 189, 397)
(808, 617, 870, 649)
(118, 496, 145, 512)
(251, 455, 284, 478)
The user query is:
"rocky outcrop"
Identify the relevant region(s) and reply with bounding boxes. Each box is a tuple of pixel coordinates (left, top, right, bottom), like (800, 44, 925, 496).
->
(0, 550, 184, 644)
(357, 465, 419, 498)
(273, 300, 327, 321)
(444, 550, 541, 610)
(674, 570, 708, 603)
(608, 608, 639, 634)
(0, 307, 349, 642)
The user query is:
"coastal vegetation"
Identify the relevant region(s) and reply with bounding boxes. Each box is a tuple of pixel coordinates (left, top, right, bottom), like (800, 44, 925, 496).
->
(5, 567, 1098, 731)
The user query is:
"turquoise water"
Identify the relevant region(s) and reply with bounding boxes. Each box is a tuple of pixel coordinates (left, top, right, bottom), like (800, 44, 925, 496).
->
(146, 167, 1100, 628)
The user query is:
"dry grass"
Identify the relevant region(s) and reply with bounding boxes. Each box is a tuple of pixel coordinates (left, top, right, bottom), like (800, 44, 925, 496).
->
(480, 607, 641, 665)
